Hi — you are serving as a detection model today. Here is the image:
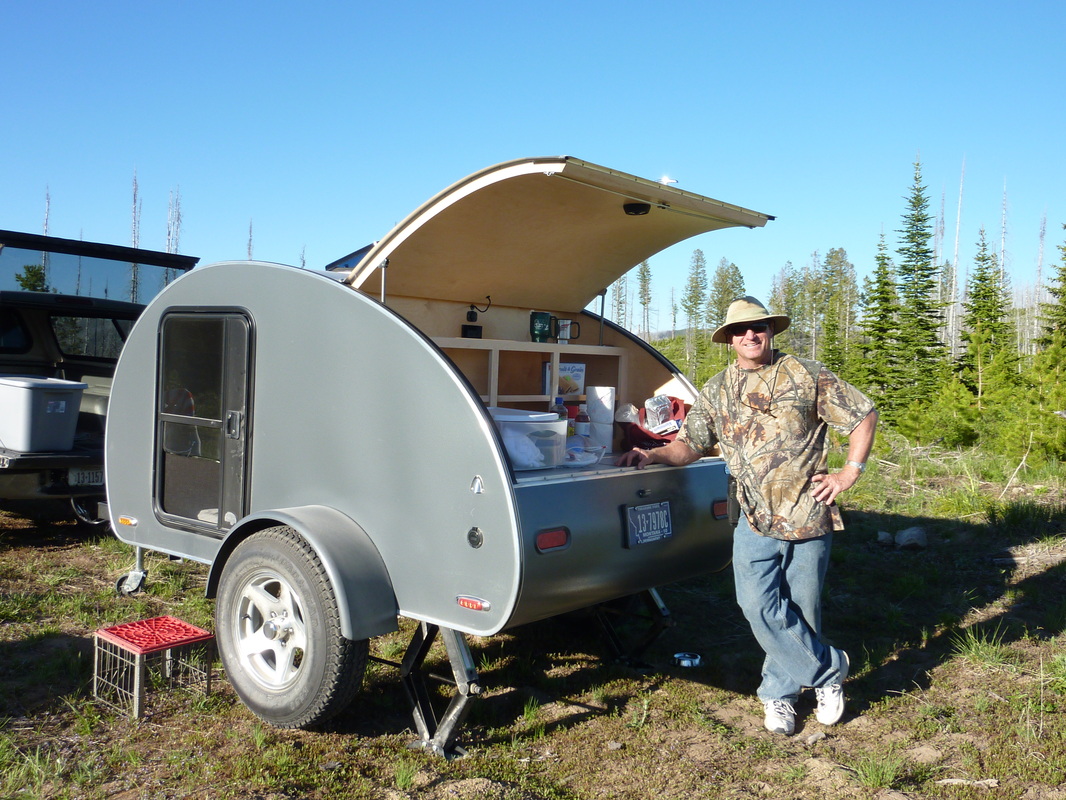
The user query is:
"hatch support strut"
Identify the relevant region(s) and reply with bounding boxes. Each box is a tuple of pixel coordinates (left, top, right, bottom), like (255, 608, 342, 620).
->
(400, 621, 481, 758)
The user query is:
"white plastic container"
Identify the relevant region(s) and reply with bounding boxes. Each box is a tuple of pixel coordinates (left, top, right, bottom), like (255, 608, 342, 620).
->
(0, 376, 87, 452)
(487, 407, 567, 470)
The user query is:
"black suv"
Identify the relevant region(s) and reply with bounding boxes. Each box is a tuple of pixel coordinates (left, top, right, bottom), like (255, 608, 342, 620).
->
(0, 230, 197, 524)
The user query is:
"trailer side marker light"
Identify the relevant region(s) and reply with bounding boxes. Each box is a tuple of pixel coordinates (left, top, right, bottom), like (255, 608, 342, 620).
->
(712, 500, 728, 520)
(118, 515, 138, 527)
(457, 596, 491, 612)
(535, 527, 570, 553)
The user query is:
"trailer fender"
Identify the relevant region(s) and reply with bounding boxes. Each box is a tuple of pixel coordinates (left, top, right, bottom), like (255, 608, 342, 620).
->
(206, 505, 398, 641)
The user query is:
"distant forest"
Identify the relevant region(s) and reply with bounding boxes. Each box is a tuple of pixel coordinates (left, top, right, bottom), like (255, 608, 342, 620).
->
(608, 161, 1066, 465)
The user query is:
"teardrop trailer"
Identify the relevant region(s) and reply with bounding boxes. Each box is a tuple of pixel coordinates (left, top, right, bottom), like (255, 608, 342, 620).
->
(104, 156, 773, 755)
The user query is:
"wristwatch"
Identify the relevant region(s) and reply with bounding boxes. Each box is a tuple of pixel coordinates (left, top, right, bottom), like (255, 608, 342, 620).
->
(845, 460, 866, 473)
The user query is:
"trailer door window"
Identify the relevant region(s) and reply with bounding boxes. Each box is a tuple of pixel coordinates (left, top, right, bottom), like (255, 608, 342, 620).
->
(156, 312, 250, 531)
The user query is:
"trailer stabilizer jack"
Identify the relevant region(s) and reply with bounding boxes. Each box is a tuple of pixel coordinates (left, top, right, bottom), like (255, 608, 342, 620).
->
(400, 622, 481, 758)
(115, 546, 148, 596)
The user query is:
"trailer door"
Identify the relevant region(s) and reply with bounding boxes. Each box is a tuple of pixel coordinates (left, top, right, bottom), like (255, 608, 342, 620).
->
(155, 311, 251, 533)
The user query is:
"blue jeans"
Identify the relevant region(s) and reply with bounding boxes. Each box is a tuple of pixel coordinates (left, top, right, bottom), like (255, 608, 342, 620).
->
(732, 514, 847, 704)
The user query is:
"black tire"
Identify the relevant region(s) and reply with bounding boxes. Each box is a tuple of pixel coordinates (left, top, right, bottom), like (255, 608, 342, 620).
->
(115, 572, 146, 596)
(215, 526, 368, 728)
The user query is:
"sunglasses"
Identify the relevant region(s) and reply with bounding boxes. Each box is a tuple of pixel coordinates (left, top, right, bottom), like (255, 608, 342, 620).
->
(729, 322, 771, 337)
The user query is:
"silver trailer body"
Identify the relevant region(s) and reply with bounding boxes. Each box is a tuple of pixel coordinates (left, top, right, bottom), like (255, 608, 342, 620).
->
(104, 156, 771, 753)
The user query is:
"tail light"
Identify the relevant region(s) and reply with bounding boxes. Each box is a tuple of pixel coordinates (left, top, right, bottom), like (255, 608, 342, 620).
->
(456, 596, 491, 612)
(535, 527, 570, 553)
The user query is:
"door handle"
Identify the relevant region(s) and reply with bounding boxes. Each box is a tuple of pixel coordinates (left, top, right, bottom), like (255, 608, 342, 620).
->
(225, 411, 242, 439)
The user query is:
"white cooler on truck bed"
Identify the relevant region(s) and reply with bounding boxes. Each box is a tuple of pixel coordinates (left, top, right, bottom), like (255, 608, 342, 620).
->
(0, 376, 87, 452)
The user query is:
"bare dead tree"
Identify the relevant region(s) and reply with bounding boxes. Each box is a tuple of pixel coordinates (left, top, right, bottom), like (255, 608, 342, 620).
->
(948, 159, 966, 358)
(612, 270, 628, 328)
(41, 187, 51, 287)
(670, 287, 677, 339)
(130, 171, 142, 302)
(167, 188, 183, 254)
(934, 190, 945, 272)
(1031, 213, 1048, 349)
(1021, 213, 1049, 356)
(131, 171, 141, 248)
(999, 181, 1009, 282)
(164, 187, 184, 286)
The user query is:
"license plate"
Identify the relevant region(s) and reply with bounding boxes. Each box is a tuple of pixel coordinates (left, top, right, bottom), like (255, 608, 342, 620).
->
(69, 467, 104, 487)
(625, 501, 672, 547)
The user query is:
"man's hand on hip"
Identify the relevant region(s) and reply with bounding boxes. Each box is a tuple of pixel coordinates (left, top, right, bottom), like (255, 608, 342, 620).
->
(810, 465, 862, 505)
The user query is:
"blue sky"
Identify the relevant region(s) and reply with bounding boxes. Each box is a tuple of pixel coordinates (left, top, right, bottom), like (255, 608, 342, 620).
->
(4, 1, 1062, 330)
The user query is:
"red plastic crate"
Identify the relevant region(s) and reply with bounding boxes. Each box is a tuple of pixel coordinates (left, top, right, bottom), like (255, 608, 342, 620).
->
(93, 616, 214, 718)
(96, 615, 213, 655)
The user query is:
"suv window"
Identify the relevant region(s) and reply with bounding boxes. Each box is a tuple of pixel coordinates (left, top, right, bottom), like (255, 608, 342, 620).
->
(1, 244, 183, 302)
(51, 315, 133, 360)
(0, 309, 30, 352)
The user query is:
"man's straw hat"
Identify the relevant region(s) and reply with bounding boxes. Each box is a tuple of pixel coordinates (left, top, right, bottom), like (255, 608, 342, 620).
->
(711, 296, 791, 344)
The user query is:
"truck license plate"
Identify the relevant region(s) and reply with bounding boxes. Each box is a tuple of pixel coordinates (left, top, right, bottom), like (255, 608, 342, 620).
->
(69, 467, 104, 487)
(625, 501, 672, 547)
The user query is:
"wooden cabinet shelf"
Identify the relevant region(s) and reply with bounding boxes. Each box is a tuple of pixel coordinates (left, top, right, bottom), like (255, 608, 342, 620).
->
(434, 337, 627, 409)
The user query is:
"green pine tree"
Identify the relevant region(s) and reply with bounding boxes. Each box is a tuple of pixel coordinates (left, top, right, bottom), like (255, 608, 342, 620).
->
(920, 376, 979, 448)
(985, 331, 1066, 464)
(895, 159, 946, 407)
(855, 235, 904, 419)
(680, 249, 708, 381)
(767, 262, 800, 354)
(1038, 224, 1066, 346)
(636, 260, 653, 340)
(959, 228, 1017, 405)
(708, 258, 745, 331)
(15, 263, 49, 292)
(818, 248, 857, 375)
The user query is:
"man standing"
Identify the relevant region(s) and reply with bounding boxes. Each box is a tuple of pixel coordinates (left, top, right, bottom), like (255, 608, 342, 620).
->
(618, 297, 877, 735)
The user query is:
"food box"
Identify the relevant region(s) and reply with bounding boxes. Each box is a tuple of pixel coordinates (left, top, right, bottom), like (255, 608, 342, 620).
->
(0, 376, 87, 452)
(542, 362, 586, 396)
(487, 407, 567, 470)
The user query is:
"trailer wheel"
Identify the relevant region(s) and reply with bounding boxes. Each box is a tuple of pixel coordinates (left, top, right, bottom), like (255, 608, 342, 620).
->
(216, 526, 368, 729)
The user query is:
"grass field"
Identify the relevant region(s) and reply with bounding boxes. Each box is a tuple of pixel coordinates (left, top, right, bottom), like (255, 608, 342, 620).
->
(1, 440, 1065, 799)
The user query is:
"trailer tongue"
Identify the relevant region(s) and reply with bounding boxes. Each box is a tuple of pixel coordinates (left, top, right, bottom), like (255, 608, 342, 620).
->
(104, 156, 771, 755)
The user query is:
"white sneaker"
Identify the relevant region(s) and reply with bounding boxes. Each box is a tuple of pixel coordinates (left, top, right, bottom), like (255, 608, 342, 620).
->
(815, 683, 845, 725)
(815, 650, 849, 725)
(763, 699, 796, 735)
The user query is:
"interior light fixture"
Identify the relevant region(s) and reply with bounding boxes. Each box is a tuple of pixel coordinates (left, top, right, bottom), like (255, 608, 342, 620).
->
(467, 296, 491, 322)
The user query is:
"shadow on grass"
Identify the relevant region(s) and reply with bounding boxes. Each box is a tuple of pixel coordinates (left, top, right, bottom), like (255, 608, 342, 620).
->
(329, 495, 1066, 745)
(0, 633, 94, 718)
(0, 496, 1063, 750)
(833, 500, 1066, 710)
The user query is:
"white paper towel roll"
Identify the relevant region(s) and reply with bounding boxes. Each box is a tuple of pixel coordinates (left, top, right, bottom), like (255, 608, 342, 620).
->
(590, 421, 614, 451)
(586, 385, 615, 423)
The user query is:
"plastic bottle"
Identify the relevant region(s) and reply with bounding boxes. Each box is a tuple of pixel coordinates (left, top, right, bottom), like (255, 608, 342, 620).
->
(575, 403, 591, 437)
(550, 396, 568, 420)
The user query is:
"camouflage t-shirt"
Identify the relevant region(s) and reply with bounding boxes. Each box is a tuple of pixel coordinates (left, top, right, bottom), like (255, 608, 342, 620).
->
(677, 352, 875, 541)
